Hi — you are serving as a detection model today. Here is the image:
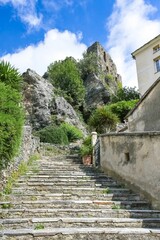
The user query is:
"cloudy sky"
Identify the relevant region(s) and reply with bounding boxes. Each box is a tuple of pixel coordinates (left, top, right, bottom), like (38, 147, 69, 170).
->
(0, 0, 160, 88)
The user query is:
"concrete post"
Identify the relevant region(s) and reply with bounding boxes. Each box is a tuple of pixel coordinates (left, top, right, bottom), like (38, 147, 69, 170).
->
(91, 132, 97, 166)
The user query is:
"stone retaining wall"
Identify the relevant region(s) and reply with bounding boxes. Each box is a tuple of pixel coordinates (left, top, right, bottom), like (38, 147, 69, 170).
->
(99, 132, 160, 209)
(0, 125, 40, 191)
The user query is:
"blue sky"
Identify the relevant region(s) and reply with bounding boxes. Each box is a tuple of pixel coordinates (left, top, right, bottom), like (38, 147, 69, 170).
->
(0, 0, 160, 88)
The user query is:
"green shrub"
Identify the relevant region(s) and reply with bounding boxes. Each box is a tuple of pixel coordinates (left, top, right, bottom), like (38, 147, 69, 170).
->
(88, 107, 119, 133)
(37, 125, 69, 145)
(0, 82, 24, 170)
(80, 136, 92, 157)
(0, 61, 22, 91)
(61, 123, 83, 142)
(106, 100, 138, 122)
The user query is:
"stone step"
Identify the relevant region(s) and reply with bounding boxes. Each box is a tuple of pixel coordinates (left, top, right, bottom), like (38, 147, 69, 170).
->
(19, 175, 113, 180)
(11, 187, 133, 195)
(17, 177, 114, 183)
(6, 193, 142, 201)
(0, 199, 149, 210)
(13, 181, 120, 188)
(0, 227, 160, 239)
(1, 208, 160, 219)
(26, 171, 106, 177)
(1, 217, 160, 229)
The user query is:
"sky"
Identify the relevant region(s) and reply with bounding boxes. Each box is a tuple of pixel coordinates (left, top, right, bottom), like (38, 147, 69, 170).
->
(0, 0, 160, 88)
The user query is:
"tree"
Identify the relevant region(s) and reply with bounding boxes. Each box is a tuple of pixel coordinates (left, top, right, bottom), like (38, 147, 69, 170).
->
(48, 57, 85, 107)
(111, 87, 140, 103)
(78, 51, 98, 80)
(88, 106, 119, 133)
(0, 60, 22, 91)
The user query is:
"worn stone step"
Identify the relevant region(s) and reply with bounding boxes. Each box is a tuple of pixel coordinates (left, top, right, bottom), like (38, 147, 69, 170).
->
(0, 199, 149, 210)
(13, 181, 120, 188)
(6, 193, 142, 201)
(25, 171, 107, 176)
(11, 187, 133, 196)
(1, 208, 160, 219)
(19, 175, 113, 181)
(0, 227, 160, 239)
(1, 217, 160, 229)
(16, 177, 114, 183)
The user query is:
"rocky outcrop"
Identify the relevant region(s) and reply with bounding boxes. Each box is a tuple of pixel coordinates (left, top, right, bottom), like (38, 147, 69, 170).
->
(84, 42, 121, 110)
(22, 69, 87, 134)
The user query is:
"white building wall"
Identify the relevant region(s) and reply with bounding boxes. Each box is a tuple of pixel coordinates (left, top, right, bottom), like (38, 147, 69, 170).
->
(133, 37, 160, 95)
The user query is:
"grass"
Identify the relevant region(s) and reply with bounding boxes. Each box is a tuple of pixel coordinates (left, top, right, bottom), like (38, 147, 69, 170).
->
(1, 203, 13, 209)
(112, 204, 121, 210)
(2, 153, 40, 195)
(34, 223, 45, 230)
(102, 188, 111, 194)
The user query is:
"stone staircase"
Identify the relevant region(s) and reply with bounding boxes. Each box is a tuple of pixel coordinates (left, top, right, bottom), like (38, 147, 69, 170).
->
(0, 154, 160, 239)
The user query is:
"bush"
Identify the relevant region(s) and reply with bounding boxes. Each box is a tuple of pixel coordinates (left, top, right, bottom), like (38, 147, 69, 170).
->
(0, 60, 22, 91)
(37, 125, 69, 145)
(61, 123, 83, 142)
(88, 107, 119, 133)
(0, 82, 24, 169)
(106, 100, 139, 122)
(80, 136, 92, 157)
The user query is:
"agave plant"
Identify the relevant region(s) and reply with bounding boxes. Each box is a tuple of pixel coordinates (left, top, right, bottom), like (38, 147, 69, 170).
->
(0, 60, 22, 91)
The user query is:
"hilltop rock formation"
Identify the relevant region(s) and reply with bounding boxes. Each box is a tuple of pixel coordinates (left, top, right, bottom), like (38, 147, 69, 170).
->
(22, 69, 87, 135)
(84, 42, 121, 110)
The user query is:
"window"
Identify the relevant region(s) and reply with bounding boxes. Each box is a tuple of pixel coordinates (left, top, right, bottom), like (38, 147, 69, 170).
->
(154, 58, 160, 72)
(153, 45, 160, 53)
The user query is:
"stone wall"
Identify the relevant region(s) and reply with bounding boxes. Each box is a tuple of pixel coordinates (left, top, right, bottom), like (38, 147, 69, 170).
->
(99, 132, 160, 209)
(0, 125, 40, 191)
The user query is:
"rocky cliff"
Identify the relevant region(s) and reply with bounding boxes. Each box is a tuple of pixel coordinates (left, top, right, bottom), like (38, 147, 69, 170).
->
(22, 69, 87, 135)
(84, 42, 121, 110)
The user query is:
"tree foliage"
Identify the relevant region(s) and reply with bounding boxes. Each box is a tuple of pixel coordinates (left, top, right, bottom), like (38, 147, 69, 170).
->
(0, 82, 24, 170)
(88, 107, 119, 133)
(78, 51, 98, 80)
(111, 87, 140, 103)
(106, 100, 138, 122)
(48, 57, 85, 107)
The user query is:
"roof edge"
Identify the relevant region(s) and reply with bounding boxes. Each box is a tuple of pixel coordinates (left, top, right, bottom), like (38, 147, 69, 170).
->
(125, 77, 160, 118)
(131, 34, 160, 57)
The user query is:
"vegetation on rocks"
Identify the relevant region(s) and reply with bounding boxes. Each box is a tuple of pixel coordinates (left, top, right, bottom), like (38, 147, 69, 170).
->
(48, 57, 85, 108)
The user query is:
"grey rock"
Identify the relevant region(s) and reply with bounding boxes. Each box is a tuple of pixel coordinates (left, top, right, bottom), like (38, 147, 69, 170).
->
(23, 69, 54, 129)
(22, 69, 87, 135)
(84, 42, 122, 110)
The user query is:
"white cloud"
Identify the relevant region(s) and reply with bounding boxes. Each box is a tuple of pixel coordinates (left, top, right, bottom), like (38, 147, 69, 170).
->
(0, 0, 42, 28)
(0, 29, 87, 75)
(106, 0, 160, 88)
